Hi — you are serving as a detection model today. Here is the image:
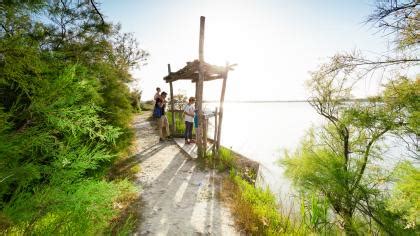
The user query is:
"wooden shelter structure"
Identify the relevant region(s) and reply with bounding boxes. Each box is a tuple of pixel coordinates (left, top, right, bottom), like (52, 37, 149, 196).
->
(163, 16, 235, 158)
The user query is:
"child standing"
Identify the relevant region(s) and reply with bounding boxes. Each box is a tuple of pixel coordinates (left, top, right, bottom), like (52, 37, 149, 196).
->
(183, 97, 195, 144)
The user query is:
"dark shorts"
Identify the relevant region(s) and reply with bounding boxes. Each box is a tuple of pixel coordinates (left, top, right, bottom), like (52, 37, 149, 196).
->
(184, 121, 193, 140)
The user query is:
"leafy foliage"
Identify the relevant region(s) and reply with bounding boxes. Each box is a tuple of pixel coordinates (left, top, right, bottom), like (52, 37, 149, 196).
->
(0, 0, 147, 234)
(283, 65, 418, 234)
(280, 1, 419, 234)
(3, 180, 136, 235)
(387, 162, 420, 230)
(383, 77, 420, 159)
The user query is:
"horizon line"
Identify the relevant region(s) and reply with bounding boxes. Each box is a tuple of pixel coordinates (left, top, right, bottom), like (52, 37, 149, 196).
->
(142, 98, 372, 103)
(202, 98, 371, 103)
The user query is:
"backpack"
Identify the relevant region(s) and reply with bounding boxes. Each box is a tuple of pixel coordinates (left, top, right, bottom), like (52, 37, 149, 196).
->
(153, 106, 162, 118)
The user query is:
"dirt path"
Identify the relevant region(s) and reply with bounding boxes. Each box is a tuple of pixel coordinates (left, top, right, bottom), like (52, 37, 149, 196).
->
(130, 113, 239, 236)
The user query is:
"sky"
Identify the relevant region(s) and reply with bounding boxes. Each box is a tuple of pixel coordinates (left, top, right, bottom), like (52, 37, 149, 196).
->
(100, 0, 395, 101)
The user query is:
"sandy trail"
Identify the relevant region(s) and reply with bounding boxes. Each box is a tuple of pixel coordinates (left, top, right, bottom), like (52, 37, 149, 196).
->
(130, 113, 239, 236)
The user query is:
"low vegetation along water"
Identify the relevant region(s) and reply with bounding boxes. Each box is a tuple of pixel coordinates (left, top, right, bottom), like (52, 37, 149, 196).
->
(206, 102, 413, 200)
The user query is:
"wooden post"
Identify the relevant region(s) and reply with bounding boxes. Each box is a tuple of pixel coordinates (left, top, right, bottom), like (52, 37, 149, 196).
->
(203, 116, 208, 156)
(213, 107, 218, 155)
(196, 16, 205, 158)
(216, 63, 228, 152)
(168, 64, 175, 135)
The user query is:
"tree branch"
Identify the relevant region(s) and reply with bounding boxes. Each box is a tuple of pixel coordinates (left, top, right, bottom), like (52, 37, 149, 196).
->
(89, 0, 104, 25)
(0, 23, 10, 36)
(351, 127, 390, 193)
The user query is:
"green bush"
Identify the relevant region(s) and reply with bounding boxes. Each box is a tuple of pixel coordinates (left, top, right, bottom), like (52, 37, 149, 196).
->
(3, 180, 136, 235)
(387, 162, 420, 230)
(0, 1, 147, 234)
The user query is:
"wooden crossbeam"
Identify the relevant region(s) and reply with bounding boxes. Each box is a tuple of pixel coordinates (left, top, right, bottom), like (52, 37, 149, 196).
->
(191, 75, 224, 83)
(163, 59, 235, 83)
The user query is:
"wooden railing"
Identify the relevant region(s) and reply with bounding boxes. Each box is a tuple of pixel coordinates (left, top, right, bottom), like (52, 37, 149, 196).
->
(168, 108, 220, 155)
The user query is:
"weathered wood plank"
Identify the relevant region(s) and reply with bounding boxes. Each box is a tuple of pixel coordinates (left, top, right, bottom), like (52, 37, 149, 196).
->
(174, 138, 214, 159)
(163, 60, 232, 83)
(168, 64, 176, 135)
(203, 118, 208, 155)
(213, 107, 218, 155)
(196, 16, 205, 158)
(216, 63, 228, 152)
(191, 75, 224, 83)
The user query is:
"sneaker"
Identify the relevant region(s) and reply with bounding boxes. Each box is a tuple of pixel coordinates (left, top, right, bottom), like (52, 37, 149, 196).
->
(185, 140, 190, 144)
(189, 139, 196, 143)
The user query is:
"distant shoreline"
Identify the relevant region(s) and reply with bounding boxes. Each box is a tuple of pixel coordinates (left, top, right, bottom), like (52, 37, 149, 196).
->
(203, 98, 371, 103)
(141, 98, 372, 104)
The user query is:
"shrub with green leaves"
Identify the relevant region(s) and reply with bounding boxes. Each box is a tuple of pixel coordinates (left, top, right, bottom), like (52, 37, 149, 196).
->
(0, 0, 147, 234)
(3, 180, 136, 235)
(387, 162, 420, 230)
(281, 73, 418, 235)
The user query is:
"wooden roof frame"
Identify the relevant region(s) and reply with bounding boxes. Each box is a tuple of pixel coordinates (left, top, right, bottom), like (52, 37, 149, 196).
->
(163, 60, 236, 83)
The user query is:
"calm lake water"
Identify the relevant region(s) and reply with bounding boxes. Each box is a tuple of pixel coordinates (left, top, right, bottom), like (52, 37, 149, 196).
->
(203, 102, 413, 204)
(202, 102, 321, 203)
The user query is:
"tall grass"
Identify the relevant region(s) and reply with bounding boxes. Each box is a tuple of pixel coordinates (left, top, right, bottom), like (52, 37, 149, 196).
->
(299, 193, 338, 235)
(215, 146, 342, 235)
(218, 147, 236, 171)
(221, 171, 308, 235)
(212, 147, 303, 235)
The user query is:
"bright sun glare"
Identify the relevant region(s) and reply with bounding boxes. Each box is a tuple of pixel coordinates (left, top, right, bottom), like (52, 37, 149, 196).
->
(128, 0, 395, 101)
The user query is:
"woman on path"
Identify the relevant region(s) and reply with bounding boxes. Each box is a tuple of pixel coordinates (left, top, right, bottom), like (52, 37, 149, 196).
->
(156, 92, 170, 142)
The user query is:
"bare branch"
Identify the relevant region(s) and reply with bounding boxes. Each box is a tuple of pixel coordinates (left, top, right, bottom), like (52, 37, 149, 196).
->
(89, 0, 104, 25)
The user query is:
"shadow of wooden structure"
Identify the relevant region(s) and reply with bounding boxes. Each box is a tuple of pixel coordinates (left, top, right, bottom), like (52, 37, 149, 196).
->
(163, 16, 236, 158)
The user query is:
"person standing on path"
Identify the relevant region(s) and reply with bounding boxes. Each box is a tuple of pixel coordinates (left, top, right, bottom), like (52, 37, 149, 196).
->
(153, 87, 162, 119)
(156, 91, 170, 142)
(183, 97, 195, 144)
(154, 87, 161, 101)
